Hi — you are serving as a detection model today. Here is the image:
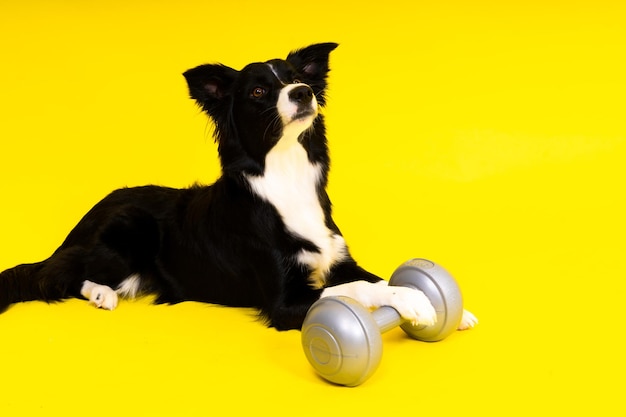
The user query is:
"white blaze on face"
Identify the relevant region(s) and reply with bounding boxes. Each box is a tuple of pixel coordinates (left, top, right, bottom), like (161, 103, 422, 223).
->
(268, 63, 318, 129)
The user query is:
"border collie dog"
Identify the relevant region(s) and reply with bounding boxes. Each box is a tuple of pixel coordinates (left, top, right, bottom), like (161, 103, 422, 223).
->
(0, 43, 476, 331)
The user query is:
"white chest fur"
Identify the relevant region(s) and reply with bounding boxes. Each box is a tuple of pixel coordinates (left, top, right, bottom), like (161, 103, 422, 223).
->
(245, 135, 347, 288)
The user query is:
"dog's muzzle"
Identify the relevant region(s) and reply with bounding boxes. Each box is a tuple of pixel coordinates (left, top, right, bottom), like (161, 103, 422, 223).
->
(279, 84, 318, 124)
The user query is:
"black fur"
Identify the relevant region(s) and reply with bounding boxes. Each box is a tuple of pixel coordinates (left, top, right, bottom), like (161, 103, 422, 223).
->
(0, 43, 381, 330)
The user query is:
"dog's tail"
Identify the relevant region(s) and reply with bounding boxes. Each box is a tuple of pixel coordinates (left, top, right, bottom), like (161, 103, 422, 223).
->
(0, 254, 78, 313)
(0, 262, 42, 312)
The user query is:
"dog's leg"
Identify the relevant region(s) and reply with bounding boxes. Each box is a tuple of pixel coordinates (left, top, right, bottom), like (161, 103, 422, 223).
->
(321, 280, 437, 327)
(81, 273, 145, 310)
(64, 204, 160, 310)
(322, 261, 437, 326)
(323, 281, 479, 330)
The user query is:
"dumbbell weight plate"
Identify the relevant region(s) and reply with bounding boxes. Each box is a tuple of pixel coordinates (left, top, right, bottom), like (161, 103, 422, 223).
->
(389, 258, 464, 342)
(301, 296, 383, 386)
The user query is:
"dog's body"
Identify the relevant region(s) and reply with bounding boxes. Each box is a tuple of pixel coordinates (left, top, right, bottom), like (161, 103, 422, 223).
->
(0, 43, 476, 331)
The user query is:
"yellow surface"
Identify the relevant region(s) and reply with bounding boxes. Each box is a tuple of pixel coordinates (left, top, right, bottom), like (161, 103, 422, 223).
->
(1, 0, 625, 415)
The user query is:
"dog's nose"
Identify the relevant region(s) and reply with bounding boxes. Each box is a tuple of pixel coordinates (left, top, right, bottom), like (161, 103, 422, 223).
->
(289, 85, 314, 104)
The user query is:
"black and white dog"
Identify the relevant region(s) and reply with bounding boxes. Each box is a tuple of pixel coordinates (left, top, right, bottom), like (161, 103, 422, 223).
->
(0, 43, 476, 331)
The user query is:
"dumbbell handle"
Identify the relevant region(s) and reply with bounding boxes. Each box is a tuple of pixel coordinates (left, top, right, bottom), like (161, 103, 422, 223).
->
(372, 305, 405, 333)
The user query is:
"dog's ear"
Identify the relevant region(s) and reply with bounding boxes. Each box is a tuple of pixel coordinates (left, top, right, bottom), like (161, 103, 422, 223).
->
(286, 43, 338, 81)
(183, 64, 238, 115)
(286, 43, 338, 105)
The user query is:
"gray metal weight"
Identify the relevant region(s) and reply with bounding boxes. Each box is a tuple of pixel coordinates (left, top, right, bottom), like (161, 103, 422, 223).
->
(301, 296, 382, 387)
(301, 258, 464, 386)
(389, 258, 463, 342)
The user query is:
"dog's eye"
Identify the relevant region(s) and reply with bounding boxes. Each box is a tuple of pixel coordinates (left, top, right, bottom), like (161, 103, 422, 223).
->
(251, 87, 266, 98)
(293, 79, 301, 84)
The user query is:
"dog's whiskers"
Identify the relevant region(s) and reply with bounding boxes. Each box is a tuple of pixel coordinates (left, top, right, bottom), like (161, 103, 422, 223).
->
(314, 86, 329, 101)
(262, 113, 282, 142)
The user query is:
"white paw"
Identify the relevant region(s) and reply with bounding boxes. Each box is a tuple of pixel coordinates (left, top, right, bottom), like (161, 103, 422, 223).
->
(458, 309, 478, 330)
(320, 280, 437, 327)
(387, 286, 437, 327)
(80, 280, 118, 311)
(90, 286, 118, 310)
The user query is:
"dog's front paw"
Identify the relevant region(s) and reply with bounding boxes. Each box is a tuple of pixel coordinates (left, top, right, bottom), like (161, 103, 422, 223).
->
(388, 287, 437, 327)
(458, 309, 478, 330)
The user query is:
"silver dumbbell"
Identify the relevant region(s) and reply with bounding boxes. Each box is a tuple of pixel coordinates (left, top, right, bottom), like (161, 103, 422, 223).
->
(301, 259, 464, 386)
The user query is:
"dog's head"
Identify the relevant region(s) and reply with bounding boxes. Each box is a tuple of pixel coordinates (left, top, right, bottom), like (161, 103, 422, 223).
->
(183, 43, 338, 172)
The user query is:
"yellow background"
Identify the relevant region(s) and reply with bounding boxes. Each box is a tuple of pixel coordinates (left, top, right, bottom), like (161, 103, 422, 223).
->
(1, 0, 625, 415)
